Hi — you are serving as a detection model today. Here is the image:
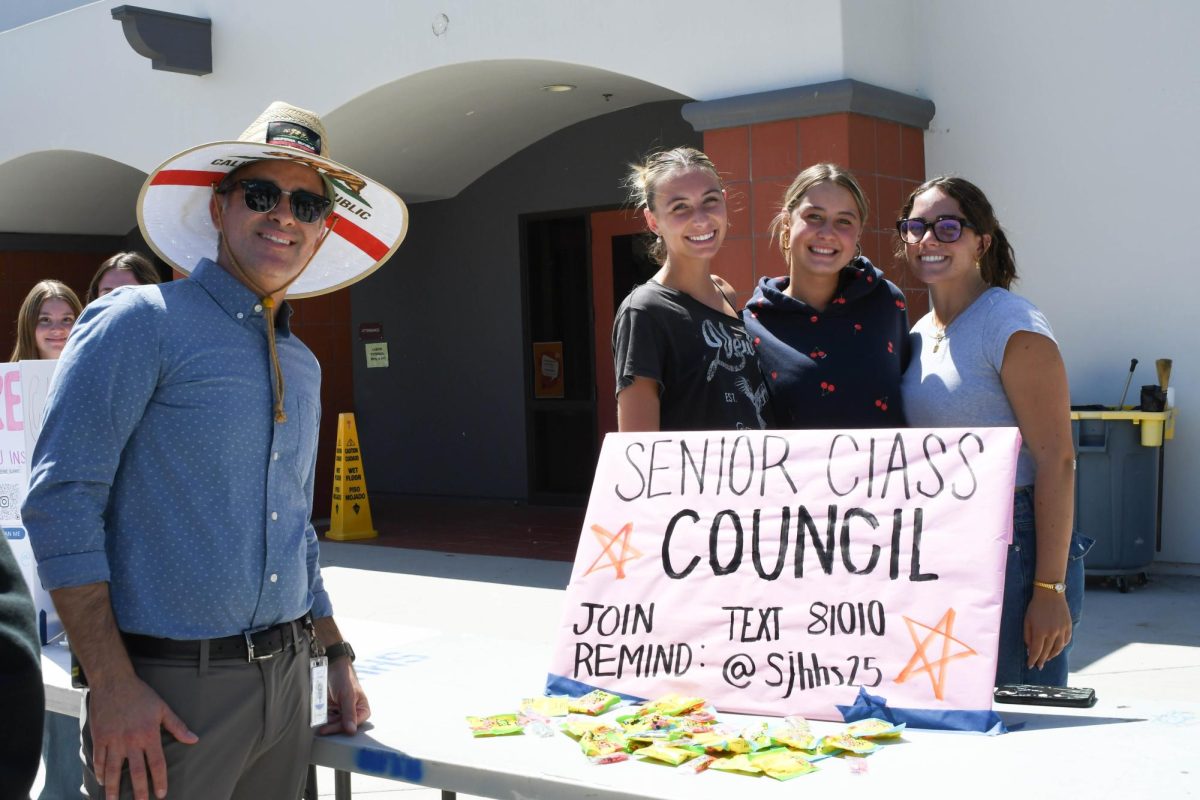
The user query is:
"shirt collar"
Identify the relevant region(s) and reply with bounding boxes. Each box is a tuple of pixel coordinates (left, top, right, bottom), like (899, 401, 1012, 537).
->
(191, 258, 294, 333)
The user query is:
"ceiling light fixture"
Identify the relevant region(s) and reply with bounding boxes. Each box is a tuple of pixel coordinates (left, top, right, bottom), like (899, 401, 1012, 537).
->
(541, 84, 576, 93)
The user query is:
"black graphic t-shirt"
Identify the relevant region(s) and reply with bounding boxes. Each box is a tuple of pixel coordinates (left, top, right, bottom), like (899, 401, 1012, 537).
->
(613, 281, 772, 431)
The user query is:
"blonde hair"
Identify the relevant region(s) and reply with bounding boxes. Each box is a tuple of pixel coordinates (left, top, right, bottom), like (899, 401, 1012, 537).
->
(10, 280, 82, 361)
(770, 163, 869, 258)
(626, 147, 724, 264)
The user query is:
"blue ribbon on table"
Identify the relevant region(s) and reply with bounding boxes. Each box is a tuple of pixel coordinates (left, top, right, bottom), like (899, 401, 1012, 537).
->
(837, 687, 1009, 735)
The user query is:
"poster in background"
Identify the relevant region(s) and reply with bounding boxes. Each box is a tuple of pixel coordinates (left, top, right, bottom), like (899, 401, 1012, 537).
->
(532, 341, 564, 399)
(1, 360, 63, 644)
(547, 427, 1020, 721)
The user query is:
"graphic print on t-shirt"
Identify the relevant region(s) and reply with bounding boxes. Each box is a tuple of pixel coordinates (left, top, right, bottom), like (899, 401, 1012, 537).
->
(701, 318, 768, 428)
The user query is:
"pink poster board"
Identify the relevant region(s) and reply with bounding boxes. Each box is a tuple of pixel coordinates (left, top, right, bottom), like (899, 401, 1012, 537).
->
(1, 360, 64, 644)
(547, 427, 1020, 720)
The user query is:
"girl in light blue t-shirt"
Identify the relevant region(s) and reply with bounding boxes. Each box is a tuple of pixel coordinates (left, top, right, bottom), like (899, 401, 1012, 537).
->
(898, 176, 1090, 687)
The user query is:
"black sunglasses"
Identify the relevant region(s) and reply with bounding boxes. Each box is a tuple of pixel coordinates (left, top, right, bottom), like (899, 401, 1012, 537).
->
(896, 215, 977, 244)
(220, 179, 331, 224)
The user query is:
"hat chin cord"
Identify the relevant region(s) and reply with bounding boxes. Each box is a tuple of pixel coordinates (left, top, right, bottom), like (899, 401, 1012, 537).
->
(211, 189, 338, 423)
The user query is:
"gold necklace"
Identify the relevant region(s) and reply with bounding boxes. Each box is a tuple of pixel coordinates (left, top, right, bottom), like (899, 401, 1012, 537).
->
(932, 326, 948, 353)
(931, 285, 986, 353)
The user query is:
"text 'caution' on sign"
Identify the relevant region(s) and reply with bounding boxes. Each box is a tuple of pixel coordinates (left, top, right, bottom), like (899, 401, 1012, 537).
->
(325, 412, 378, 541)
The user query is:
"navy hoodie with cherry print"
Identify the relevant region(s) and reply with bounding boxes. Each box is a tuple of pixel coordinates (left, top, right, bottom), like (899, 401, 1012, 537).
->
(743, 256, 911, 429)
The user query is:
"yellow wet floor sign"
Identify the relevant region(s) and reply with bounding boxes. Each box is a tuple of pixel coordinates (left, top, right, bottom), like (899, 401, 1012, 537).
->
(326, 413, 378, 541)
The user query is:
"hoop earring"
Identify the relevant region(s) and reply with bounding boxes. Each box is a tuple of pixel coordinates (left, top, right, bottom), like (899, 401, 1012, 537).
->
(855, 243, 863, 259)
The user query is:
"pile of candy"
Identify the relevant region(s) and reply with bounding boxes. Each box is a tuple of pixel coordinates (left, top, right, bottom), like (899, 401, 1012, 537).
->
(466, 690, 905, 781)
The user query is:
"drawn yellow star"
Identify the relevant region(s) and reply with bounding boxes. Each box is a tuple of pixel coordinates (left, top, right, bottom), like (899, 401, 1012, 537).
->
(894, 608, 978, 700)
(583, 522, 642, 579)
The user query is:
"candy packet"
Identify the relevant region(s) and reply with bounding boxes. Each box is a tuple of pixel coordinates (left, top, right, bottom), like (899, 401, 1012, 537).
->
(635, 744, 703, 766)
(559, 716, 613, 739)
(579, 728, 629, 759)
(616, 711, 676, 732)
(845, 718, 906, 739)
(677, 718, 719, 735)
(682, 707, 718, 724)
(708, 753, 761, 775)
(770, 726, 821, 751)
(689, 731, 748, 754)
(588, 752, 631, 765)
(636, 693, 707, 717)
(751, 749, 818, 780)
(466, 713, 523, 737)
(820, 733, 879, 755)
(516, 711, 557, 739)
(737, 722, 773, 752)
(569, 689, 622, 715)
(675, 754, 716, 775)
(627, 729, 686, 746)
(520, 696, 571, 718)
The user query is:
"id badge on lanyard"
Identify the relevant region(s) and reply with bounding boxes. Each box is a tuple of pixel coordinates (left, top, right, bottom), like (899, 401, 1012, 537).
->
(310, 656, 329, 727)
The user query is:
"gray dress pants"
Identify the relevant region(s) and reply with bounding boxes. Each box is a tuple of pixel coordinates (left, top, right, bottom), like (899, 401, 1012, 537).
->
(81, 638, 311, 799)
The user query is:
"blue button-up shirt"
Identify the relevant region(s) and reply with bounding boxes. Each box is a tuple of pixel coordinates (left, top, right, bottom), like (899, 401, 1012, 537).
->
(23, 258, 332, 639)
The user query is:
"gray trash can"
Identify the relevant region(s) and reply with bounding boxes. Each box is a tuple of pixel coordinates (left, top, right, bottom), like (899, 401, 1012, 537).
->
(1070, 408, 1175, 592)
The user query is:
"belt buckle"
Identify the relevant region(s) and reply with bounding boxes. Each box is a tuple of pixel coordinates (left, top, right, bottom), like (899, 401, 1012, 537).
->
(243, 626, 275, 662)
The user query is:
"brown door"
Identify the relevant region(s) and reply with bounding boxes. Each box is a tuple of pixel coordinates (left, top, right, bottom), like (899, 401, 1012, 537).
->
(589, 209, 651, 439)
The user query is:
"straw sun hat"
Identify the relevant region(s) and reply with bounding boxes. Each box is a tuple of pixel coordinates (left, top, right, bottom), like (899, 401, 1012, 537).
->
(137, 101, 408, 298)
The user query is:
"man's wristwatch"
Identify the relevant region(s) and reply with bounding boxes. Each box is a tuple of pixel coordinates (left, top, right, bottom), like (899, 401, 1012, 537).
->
(324, 641, 356, 664)
(1032, 579, 1066, 594)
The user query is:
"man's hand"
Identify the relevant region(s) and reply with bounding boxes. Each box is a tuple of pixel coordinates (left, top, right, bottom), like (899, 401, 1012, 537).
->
(51, 583, 199, 800)
(311, 616, 370, 736)
(318, 657, 370, 736)
(88, 674, 198, 800)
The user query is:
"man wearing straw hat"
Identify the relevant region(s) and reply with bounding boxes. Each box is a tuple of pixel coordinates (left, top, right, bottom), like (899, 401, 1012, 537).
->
(23, 102, 407, 800)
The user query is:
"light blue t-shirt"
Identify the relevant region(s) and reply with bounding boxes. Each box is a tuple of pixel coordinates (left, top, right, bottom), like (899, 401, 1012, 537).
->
(901, 287, 1056, 487)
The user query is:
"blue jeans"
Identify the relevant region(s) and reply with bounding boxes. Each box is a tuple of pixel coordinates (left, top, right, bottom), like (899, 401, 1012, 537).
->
(995, 486, 1093, 686)
(39, 710, 82, 799)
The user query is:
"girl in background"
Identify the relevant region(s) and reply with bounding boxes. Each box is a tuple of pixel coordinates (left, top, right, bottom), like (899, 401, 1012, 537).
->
(613, 147, 770, 431)
(898, 176, 1087, 686)
(11, 279, 83, 799)
(10, 280, 81, 361)
(85, 251, 161, 304)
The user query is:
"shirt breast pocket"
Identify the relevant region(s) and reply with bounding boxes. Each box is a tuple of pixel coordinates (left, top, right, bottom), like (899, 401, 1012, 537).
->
(282, 395, 321, 487)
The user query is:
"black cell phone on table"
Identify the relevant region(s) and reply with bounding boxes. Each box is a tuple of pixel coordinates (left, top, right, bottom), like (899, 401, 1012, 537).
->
(994, 684, 1096, 708)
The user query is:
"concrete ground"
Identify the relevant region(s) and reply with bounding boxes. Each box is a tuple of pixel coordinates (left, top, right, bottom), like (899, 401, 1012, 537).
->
(311, 542, 1200, 799)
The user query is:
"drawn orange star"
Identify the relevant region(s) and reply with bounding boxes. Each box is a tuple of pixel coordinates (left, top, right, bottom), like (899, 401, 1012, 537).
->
(583, 522, 642, 579)
(893, 608, 978, 700)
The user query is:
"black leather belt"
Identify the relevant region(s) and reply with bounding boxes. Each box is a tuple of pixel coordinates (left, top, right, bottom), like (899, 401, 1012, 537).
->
(123, 617, 308, 663)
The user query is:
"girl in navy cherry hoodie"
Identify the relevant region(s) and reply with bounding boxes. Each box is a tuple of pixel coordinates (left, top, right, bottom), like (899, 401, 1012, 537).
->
(744, 163, 910, 428)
